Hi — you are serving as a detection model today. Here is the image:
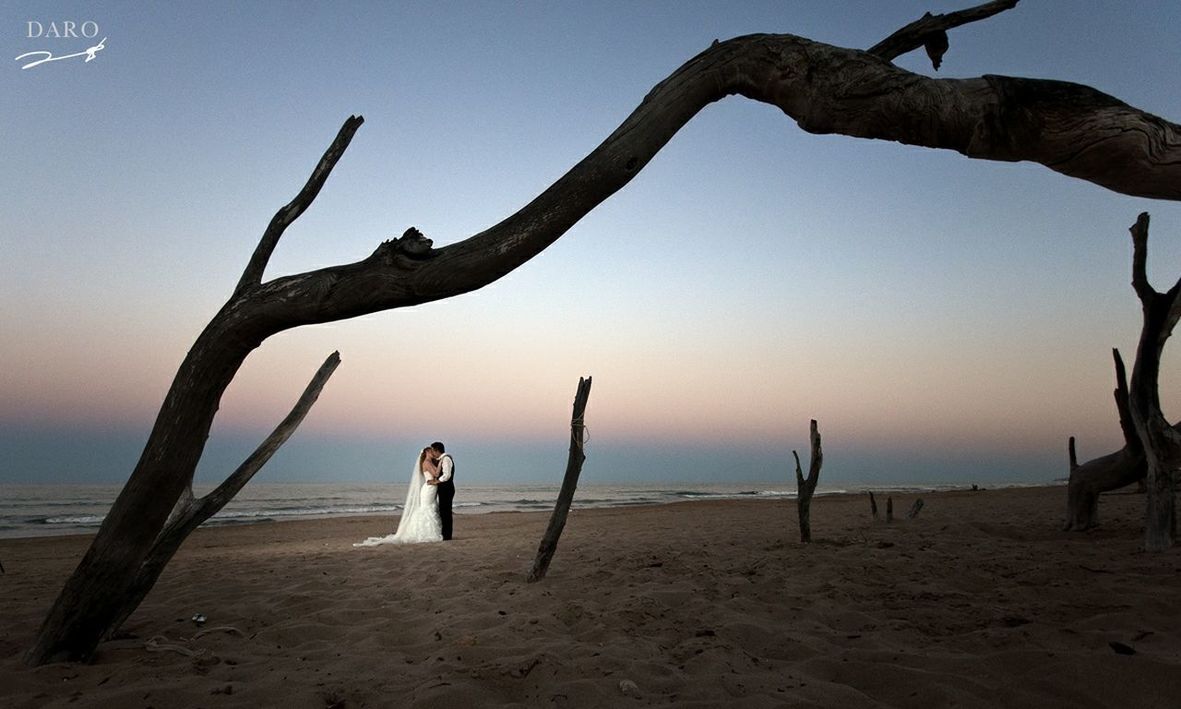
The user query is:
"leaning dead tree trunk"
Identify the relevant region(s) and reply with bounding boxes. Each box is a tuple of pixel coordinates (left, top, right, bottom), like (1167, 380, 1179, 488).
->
(792, 420, 823, 543)
(105, 353, 340, 634)
(528, 376, 593, 583)
(25, 118, 362, 665)
(29, 0, 1181, 664)
(1123, 213, 1180, 551)
(27, 353, 340, 662)
(1066, 217, 1181, 545)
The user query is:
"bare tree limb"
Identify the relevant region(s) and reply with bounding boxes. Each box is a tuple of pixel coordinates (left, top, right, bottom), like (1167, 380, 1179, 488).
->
(1130, 212, 1155, 303)
(869, 0, 1020, 67)
(189, 351, 341, 528)
(234, 117, 365, 296)
(1123, 214, 1179, 551)
(1112, 348, 1141, 453)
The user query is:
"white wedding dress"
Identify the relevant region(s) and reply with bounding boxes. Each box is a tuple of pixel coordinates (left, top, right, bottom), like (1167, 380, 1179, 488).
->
(354, 457, 443, 546)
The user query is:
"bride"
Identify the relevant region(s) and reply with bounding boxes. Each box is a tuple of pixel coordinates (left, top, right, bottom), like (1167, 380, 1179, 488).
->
(354, 447, 443, 546)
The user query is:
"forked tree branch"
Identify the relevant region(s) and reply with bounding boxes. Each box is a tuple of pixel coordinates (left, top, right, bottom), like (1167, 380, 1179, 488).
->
(1121, 214, 1180, 550)
(194, 351, 341, 524)
(793, 420, 823, 491)
(234, 117, 365, 296)
(105, 351, 342, 635)
(171, 351, 340, 538)
(868, 0, 1020, 67)
(793, 419, 823, 544)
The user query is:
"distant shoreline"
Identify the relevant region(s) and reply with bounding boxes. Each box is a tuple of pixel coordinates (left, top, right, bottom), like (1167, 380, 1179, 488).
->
(0, 481, 1068, 542)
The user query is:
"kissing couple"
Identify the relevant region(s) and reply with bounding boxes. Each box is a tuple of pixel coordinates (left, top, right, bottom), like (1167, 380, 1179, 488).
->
(355, 441, 455, 546)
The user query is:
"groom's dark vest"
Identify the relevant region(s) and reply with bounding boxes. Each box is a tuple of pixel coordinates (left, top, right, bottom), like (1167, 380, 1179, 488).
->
(439, 456, 455, 488)
(437, 454, 455, 540)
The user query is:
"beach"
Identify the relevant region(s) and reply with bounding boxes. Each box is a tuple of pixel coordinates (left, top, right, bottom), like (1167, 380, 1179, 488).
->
(1, 486, 1179, 708)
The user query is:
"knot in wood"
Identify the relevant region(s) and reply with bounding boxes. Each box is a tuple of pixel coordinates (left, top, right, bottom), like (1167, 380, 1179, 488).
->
(372, 227, 434, 266)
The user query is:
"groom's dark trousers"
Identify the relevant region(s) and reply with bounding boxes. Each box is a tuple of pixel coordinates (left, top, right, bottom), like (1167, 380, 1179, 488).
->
(437, 479, 455, 540)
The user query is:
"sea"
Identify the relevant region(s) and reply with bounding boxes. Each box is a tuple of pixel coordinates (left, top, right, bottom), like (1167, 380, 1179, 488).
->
(0, 481, 1034, 540)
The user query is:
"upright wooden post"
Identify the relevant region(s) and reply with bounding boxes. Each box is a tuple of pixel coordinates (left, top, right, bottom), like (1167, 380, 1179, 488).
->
(527, 376, 593, 583)
(793, 420, 823, 543)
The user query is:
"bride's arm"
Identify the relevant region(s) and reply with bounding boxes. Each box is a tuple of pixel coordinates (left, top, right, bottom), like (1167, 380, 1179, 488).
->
(421, 452, 440, 483)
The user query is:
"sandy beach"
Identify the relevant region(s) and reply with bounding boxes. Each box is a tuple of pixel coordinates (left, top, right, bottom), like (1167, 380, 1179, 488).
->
(1, 486, 1179, 708)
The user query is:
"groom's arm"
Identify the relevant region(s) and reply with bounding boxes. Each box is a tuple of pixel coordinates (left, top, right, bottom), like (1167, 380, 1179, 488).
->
(438, 456, 453, 483)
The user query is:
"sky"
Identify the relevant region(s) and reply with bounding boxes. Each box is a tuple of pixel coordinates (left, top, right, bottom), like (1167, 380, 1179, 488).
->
(4, 1, 1181, 487)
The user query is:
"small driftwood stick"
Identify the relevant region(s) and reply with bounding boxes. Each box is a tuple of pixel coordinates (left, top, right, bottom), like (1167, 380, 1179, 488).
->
(527, 376, 593, 583)
(867, 0, 1019, 69)
(907, 499, 925, 519)
(792, 420, 823, 544)
(887, 497, 895, 523)
(868, 491, 879, 520)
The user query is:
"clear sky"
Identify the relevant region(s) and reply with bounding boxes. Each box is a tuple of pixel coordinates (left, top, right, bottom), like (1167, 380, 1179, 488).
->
(4, 1, 1181, 487)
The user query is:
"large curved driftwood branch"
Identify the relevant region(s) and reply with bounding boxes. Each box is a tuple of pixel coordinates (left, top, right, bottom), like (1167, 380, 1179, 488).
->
(242, 32, 1180, 333)
(29, 3, 1181, 664)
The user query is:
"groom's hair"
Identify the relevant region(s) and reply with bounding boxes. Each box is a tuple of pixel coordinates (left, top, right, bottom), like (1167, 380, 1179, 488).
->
(430, 441, 445, 454)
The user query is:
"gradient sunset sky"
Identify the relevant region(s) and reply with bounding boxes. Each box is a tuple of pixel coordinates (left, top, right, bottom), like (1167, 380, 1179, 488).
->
(4, 1, 1181, 486)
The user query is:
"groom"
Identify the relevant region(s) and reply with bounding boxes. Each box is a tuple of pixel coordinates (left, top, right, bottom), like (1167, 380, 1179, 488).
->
(428, 441, 455, 540)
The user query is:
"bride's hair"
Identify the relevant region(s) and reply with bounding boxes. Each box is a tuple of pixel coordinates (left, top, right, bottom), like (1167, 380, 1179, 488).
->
(416, 448, 427, 472)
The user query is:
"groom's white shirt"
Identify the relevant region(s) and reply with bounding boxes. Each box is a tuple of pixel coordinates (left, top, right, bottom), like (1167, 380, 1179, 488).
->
(438, 454, 453, 483)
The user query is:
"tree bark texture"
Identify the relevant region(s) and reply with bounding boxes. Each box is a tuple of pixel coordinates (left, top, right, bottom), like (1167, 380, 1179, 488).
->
(27, 0, 1181, 664)
(528, 377, 593, 583)
(1124, 213, 1180, 551)
(793, 420, 823, 543)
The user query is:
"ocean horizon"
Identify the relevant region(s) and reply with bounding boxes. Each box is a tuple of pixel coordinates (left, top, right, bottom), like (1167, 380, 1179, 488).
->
(0, 480, 1059, 540)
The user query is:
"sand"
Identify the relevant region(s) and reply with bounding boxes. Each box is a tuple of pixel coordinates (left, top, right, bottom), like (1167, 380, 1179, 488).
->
(1, 486, 1179, 708)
